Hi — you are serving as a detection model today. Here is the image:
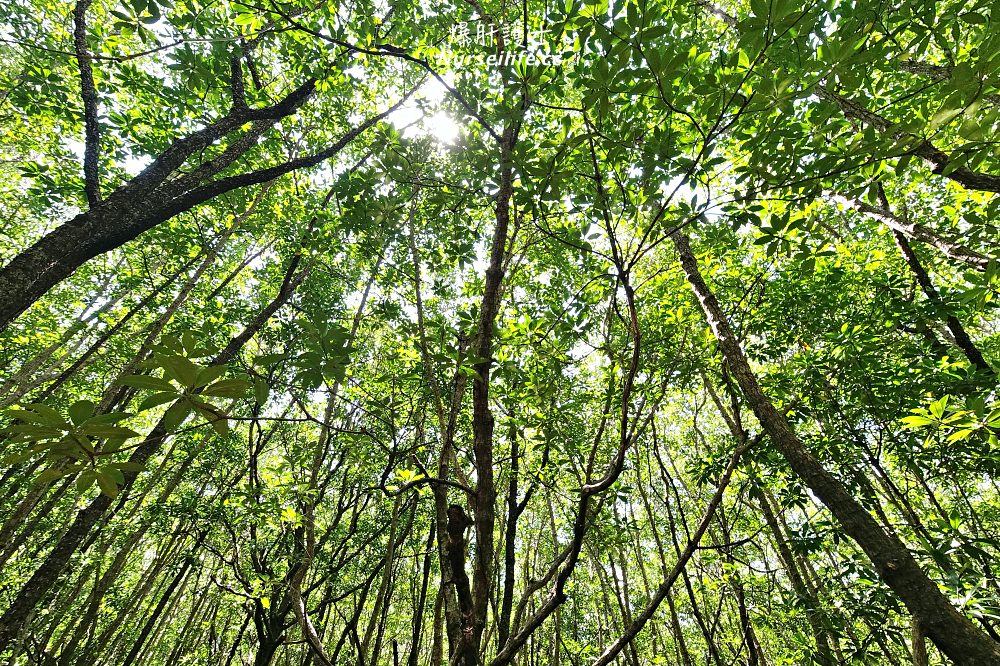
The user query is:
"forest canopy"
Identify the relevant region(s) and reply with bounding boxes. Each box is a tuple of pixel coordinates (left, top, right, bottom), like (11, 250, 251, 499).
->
(0, 0, 999, 664)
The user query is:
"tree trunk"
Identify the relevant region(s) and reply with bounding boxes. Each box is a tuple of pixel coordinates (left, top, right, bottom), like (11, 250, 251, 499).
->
(671, 231, 1000, 665)
(0, 258, 306, 649)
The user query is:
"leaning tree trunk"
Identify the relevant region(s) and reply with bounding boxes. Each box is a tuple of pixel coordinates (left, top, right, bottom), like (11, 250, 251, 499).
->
(0, 256, 307, 651)
(0, 79, 405, 332)
(671, 231, 1000, 665)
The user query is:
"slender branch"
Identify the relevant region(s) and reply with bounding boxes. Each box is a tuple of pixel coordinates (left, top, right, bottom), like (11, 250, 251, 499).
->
(265, 1, 504, 145)
(843, 196, 995, 270)
(590, 433, 759, 666)
(898, 60, 1000, 106)
(151, 86, 417, 224)
(892, 230, 993, 375)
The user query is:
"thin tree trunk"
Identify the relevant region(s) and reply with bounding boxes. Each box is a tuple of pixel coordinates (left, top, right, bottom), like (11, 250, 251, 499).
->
(891, 230, 993, 376)
(912, 618, 928, 666)
(0, 256, 307, 649)
(408, 518, 436, 666)
(497, 428, 521, 651)
(754, 488, 835, 664)
(121, 542, 198, 666)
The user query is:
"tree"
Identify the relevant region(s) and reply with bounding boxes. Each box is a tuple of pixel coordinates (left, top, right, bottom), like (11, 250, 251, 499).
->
(1, 0, 998, 663)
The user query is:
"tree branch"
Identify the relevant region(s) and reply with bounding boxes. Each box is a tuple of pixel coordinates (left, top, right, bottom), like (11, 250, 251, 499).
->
(843, 196, 995, 271)
(817, 87, 1000, 194)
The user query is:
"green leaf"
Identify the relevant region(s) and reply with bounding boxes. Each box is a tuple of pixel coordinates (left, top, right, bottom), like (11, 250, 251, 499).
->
(35, 466, 66, 484)
(182, 330, 199, 355)
(202, 378, 251, 398)
(120, 375, 176, 391)
(96, 472, 119, 498)
(750, 0, 770, 19)
(195, 364, 227, 388)
(254, 377, 271, 405)
(929, 107, 962, 130)
(946, 429, 974, 443)
(78, 424, 141, 439)
(929, 396, 950, 419)
(3, 408, 53, 426)
(85, 413, 131, 425)
(138, 391, 180, 412)
(254, 353, 288, 367)
(895, 153, 912, 175)
(101, 466, 126, 485)
(162, 401, 193, 432)
(8, 423, 65, 437)
(77, 471, 97, 493)
(208, 413, 230, 436)
(68, 400, 95, 425)
(19, 404, 66, 427)
(159, 356, 201, 388)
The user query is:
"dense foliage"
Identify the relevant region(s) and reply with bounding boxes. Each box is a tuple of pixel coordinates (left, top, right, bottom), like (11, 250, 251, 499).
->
(0, 0, 998, 663)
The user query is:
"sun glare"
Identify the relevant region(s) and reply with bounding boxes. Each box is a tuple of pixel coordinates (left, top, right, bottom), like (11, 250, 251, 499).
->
(425, 112, 460, 143)
(388, 77, 460, 144)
